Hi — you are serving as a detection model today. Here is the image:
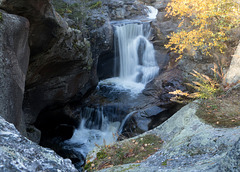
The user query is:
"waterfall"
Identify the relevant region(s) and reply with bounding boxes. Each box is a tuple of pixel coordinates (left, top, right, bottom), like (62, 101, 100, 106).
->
(65, 107, 121, 157)
(100, 21, 159, 95)
(64, 106, 133, 158)
(114, 22, 159, 84)
(117, 111, 136, 135)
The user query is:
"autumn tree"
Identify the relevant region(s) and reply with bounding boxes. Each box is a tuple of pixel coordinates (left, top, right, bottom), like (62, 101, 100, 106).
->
(165, 0, 240, 60)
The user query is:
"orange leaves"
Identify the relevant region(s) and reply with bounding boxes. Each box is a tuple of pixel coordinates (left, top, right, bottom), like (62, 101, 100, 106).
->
(165, 0, 240, 60)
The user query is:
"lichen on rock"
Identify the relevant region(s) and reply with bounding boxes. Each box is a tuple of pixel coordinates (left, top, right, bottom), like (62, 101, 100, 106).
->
(0, 115, 78, 172)
(98, 101, 240, 171)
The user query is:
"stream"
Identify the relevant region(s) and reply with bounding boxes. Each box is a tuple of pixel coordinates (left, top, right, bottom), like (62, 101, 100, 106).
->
(61, 6, 159, 170)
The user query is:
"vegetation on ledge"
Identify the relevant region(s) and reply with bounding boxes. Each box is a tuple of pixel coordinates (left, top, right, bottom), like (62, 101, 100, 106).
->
(169, 65, 240, 128)
(85, 134, 163, 171)
(196, 85, 240, 128)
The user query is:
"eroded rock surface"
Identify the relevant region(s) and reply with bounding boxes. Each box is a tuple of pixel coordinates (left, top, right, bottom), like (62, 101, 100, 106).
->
(98, 101, 240, 172)
(0, 115, 78, 172)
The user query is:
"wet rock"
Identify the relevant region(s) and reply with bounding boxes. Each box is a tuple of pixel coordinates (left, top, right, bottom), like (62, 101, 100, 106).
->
(143, 67, 186, 107)
(0, 9, 30, 134)
(121, 106, 177, 138)
(59, 142, 86, 168)
(144, 106, 165, 117)
(107, 0, 148, 20)
(0, 115, 78, 172)
(87, 14, 114, 66)
(26, 125, 41, 143)
(97, 51, 115, 80)
(35, 105, 79, 142)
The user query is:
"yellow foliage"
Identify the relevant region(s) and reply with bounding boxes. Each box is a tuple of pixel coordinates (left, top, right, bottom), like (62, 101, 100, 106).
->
(165, 0, 240, 59)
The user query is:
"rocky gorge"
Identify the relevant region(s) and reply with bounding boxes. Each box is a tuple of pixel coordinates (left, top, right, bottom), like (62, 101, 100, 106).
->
(0, 0, 239, 171)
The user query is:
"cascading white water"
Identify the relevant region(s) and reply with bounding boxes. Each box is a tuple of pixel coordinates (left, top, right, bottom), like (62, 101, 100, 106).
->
(65, 107, 121, 157)
(100, 21, 159, 94)
(115, 23, 159, 84)
(146, 6, 158, 19)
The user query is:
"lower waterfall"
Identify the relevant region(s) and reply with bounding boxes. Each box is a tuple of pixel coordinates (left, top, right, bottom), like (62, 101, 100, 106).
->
(65, 107, 121, 158)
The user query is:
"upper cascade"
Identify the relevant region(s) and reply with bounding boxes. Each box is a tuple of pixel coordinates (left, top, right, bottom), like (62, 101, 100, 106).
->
(146, 6, 158, 19)
(103, 21, 159, 94)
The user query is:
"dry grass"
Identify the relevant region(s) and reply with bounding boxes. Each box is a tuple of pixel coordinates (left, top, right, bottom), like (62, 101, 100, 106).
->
(84, 134, 163, 171)
(196, 86, 240, 128)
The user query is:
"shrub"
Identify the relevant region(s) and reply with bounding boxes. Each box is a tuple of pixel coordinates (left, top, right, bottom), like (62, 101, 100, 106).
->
(165, 0, 240, 60)
(170, 65, 225, 102)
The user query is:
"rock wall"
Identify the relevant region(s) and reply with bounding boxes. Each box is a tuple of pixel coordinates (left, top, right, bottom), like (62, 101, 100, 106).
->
(0, 9, 30, 134)
(0, 0, 96, 139)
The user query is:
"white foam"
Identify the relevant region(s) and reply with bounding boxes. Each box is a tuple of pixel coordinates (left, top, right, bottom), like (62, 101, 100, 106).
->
(66, 115, 120, 157)
(147, 6, 158, 19)
(99, 77, 146, 95)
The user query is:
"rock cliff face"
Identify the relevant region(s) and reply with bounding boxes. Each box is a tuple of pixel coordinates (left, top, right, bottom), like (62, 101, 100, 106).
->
(0, 0, 96, 138)
(0, 9, 29, 134)
(0, 115, 78, 172)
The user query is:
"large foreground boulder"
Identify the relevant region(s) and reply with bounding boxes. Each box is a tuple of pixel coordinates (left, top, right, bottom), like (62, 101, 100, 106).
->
(0, 115, 78, 172)
(0, 9, 29, 134)
(98, 101, 240, 171)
